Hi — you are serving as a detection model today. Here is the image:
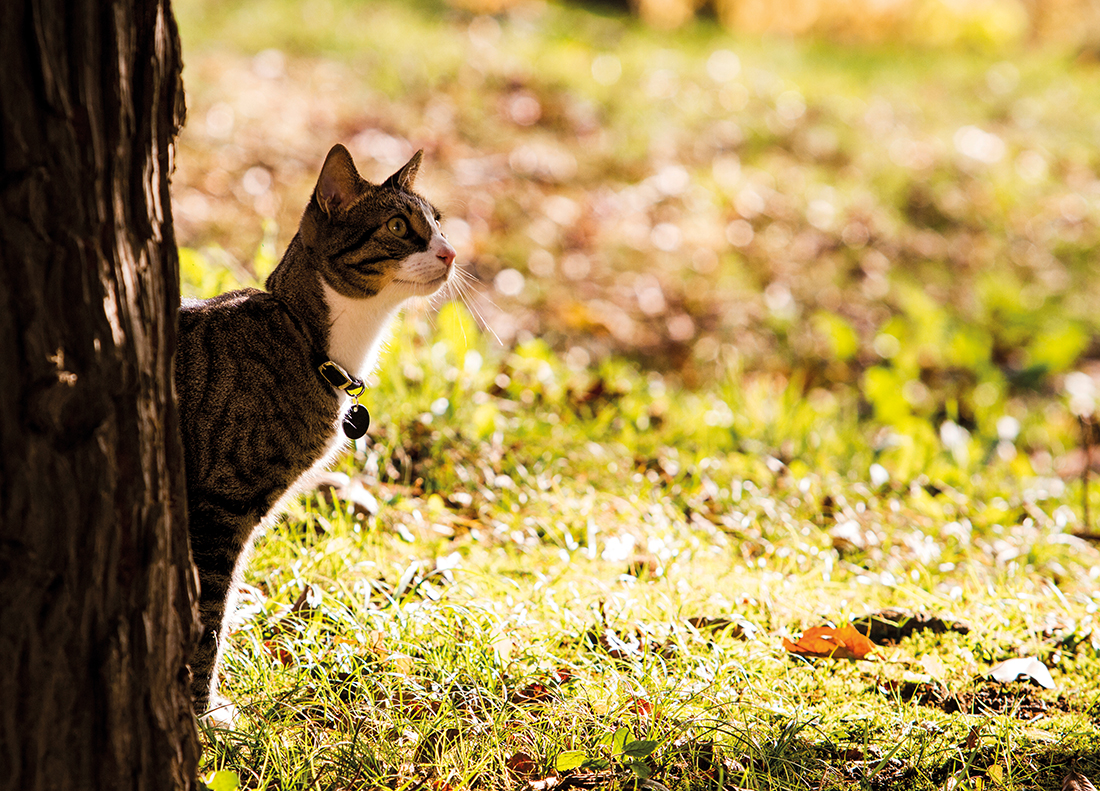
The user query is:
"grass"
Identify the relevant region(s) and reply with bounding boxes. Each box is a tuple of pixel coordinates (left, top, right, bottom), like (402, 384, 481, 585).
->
(174, 0, 1100, 788)
(191, 304, 1100, 791)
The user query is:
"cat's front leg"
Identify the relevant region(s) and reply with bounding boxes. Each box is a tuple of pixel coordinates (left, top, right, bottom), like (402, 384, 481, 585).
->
(187, 502, 256, 720)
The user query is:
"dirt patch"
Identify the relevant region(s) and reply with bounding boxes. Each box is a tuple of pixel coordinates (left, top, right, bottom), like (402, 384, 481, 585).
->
(884, 679, 1073, 719)
(850, 609, 971, 644)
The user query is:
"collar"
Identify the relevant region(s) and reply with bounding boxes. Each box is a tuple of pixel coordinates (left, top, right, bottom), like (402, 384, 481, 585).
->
(317, 360, 365, 398)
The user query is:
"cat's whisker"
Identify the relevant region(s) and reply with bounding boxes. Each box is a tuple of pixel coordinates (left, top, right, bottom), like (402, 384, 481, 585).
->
(458, 282, 504, 331)
(427, 274, 473, 347)
(445, 268, 504, 347)
(451, 266, 488, 308)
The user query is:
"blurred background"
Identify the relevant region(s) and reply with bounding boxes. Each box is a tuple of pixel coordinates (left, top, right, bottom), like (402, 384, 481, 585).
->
(172, 0, 1100, 471)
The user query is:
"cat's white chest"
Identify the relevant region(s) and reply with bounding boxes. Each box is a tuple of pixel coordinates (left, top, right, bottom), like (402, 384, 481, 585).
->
(321, 280, 401, 380)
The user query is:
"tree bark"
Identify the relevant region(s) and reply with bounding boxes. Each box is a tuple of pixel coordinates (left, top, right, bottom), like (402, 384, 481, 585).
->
(0, 0, 199, 789)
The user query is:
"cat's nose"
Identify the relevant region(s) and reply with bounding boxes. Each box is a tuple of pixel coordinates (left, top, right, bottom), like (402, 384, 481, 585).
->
(437, 241, 456, 267)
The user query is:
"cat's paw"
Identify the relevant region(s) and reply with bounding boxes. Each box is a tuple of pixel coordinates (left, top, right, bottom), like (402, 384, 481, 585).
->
(199, 694, 238, 728)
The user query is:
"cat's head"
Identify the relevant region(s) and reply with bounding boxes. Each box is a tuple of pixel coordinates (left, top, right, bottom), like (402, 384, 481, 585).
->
(300, 144, 456, 301)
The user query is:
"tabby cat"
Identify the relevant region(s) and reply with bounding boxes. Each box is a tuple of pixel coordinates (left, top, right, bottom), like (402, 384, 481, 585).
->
(176, 144, 456, 715)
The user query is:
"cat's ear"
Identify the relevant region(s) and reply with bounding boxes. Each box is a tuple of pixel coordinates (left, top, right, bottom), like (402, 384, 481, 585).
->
(383, 150, 423, 192)
(314, 144, 362, 216)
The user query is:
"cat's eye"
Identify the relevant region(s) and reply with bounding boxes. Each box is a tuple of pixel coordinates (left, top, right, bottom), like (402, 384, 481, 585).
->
(387, 217, 408, 238)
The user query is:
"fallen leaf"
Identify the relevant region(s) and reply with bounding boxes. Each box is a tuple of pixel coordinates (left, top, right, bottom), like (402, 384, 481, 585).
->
(783, 624, 878, 659)
(201, 770, 241, 791)
(263, 639, 294, 667)
(583, 626, 661, 659)
(510, 681, 553, 705)
(510, 669, 574, 705)
(838, 746, 881, 762)
(506, 751, 538, 779)
(554, 750, 586, 772)
(988, 656, 1056, 689)
(920, 653, 947, 681)
(286, 583, 315, 614)
(385, 689, 439, 719)
(550, 667, 574, 685)
(362, 629, 388, 658)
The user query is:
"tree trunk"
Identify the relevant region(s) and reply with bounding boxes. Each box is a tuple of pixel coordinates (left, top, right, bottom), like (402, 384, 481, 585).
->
(0, 0, 199, 788)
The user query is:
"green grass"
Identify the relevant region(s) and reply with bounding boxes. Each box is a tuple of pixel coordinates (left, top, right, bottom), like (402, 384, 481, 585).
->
(175, 0, 1100, 788)
(189, 303, 1100, 791)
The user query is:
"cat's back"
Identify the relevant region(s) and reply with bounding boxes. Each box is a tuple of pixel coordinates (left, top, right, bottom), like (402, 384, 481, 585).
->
(178, 287, 302, 387)
(180, 286, 276, 329)
(177, 287, 339, 491)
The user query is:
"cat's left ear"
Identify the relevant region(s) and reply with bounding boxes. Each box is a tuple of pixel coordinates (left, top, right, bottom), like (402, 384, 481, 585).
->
(315, 144, 362, 216)
(384, 150, 423, 192)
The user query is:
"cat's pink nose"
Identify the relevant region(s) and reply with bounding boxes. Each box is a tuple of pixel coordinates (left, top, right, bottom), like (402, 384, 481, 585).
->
(437, 242, 456, 267)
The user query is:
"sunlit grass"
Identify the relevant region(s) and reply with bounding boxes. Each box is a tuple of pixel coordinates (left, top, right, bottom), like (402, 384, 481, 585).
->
(186, 304, 1100, 790)
(176, 0, 1100, 787)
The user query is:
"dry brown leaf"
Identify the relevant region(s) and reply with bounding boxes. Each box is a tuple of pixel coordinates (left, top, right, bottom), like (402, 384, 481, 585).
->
(509, 681, 553, 705)
(262, 585, 318, 667)
(263, 639, 295, 667)
(506, 751, 538, 779)
(782, 624, 878, 659)
(267, 585, 316, 636)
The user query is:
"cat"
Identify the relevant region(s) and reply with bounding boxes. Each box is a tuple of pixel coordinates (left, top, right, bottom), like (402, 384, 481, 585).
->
(175, 144, 456, 716)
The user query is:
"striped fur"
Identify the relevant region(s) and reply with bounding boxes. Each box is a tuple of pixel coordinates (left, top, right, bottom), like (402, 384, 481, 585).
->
(176, 145, 456, 715)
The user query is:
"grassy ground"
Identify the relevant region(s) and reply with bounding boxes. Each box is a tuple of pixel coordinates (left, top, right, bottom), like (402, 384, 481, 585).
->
(173, 1, 1100, 788)
(199, 315, 1100, 791)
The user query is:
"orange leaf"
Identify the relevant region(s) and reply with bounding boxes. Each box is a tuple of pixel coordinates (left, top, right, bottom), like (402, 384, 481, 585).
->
(963, 724, 982, 751)
(630, 696, 654, 717)
(263, 639, 294, 667)
(782, 625, 877, 660)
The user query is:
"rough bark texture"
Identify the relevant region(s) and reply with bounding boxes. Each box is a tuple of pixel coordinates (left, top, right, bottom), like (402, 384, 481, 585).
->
(0, 0, 199, 788)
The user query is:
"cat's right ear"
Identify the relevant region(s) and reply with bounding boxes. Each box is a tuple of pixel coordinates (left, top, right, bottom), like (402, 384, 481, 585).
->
(314, 144, 361, 217)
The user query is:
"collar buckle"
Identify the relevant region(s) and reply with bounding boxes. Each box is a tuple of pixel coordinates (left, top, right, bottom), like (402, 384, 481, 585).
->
(318, 360, 365, 397)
